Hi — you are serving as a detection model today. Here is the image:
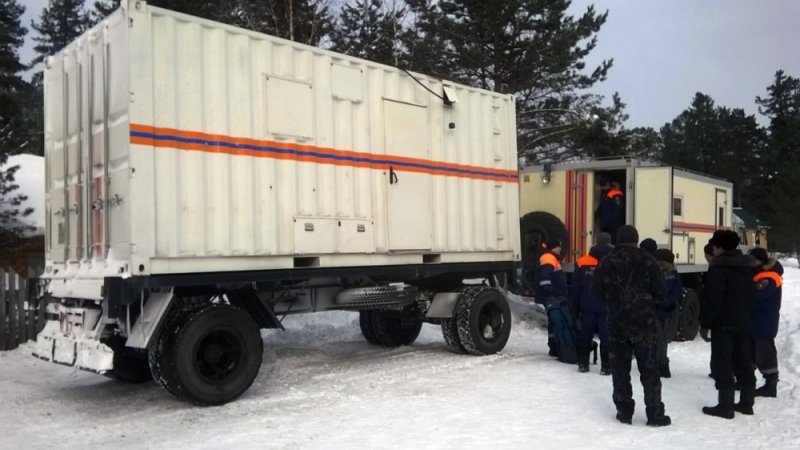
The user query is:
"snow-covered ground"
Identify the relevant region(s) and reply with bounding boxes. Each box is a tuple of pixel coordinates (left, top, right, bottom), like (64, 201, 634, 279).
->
(2, 263, 799, 449)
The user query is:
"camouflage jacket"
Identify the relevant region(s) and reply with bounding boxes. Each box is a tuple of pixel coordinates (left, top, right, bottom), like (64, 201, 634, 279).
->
(592, 244, 665, 342)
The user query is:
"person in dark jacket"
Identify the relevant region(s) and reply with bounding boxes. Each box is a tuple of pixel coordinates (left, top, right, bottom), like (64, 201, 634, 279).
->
(593, 225, 670, 427)
(597, 181, 624, 242)
(639, 238, 658, 255)
(572, 239, 614, 374)
(749, 247, 782, 398)
(536, 239, 568, 357)
(699, 230, 757, 419)
(654, 248, 682, 378)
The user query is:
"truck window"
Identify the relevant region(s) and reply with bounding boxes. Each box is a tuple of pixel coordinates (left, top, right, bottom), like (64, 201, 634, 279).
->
(673, 197, 683, 217)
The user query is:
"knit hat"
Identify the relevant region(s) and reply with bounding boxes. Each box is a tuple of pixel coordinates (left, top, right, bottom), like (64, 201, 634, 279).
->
(595, 232, 612, 246)
(616, 225, 639, 245)
(654, 248, 675, 265)
(639, 238, 657, 254)
(708, 230, 740, 251)
(749, 247, 769, 265)
(589, 243, 613, 260)
(546, 238, 562, 250)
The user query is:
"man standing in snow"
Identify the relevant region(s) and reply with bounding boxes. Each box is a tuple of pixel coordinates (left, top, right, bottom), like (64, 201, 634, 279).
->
(748, 247, 782, 398)
(699, 230, 757, 419)
(593, 225, 670, 427)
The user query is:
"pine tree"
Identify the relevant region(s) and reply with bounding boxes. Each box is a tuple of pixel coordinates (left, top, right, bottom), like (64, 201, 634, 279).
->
(331, 0, 406, 66)
(233, 0, 334, 46)
(0, 0, 28, 151)
(660, 93, 721, 173)
(0, 0, 35, 246)
(30, 0, 94, 70)
(148, 0, 232, 22)
(755, 70, 800, 251)
(402, 0, 612, 163)
(92, 0, 121, 20)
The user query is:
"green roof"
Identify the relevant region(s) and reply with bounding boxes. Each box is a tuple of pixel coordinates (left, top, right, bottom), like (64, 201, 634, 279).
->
(733, 208, 767, 229)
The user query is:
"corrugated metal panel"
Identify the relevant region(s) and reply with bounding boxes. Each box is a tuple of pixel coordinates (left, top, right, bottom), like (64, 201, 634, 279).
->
(46, 3, 520, 276)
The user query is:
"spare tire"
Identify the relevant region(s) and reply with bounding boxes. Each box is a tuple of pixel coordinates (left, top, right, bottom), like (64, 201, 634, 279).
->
(520, 211, 569, 291)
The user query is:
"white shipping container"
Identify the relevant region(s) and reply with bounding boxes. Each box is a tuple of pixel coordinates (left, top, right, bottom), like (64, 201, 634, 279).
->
(44, 2, 521, 279)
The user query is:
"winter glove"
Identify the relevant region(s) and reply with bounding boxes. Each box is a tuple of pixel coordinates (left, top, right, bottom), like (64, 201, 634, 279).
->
(700, 327, 711, 342)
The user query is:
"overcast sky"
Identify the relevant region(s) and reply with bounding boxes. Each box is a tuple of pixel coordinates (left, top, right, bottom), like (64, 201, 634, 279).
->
(20, 0, 800, 129)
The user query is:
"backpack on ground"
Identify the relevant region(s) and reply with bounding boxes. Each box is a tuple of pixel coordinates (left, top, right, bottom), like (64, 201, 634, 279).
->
(546, 299, 579, 364)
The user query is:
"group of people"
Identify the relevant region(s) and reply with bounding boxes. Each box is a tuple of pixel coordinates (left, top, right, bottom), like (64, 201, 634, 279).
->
(534, 225, 783, 427)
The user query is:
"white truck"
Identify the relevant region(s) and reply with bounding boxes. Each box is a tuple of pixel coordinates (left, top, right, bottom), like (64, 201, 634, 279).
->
(34, 2, 521, 405)
(518, 157, 734, 340)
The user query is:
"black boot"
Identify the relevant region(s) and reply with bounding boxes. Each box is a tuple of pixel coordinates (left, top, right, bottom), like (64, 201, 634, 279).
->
(577, 342, 591, 373)
(735, 385, 755, 415)
(646, 404, 671, 427)
(703, 389, 735, 419)
(615, 401, 634, 425)
(600, 344, 611, 375)
(755, 373, 778, 398)
(659, 364, 671, 379)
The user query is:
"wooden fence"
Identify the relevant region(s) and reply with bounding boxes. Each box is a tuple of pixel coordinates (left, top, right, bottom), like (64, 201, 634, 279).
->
(0, 269, 47, 351)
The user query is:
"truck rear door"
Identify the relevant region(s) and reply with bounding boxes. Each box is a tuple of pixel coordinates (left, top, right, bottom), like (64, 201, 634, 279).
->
(633, 166, 673, 248)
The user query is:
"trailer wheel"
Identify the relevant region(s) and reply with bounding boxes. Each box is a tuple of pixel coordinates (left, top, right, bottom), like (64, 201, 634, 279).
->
(440, 317, 466, 354)
(370, 307, 423, 347)
(674, 288, 700, 342)
(159, 304, 263, 406)
(149, 300, 210, 396)
(455, 287, 511, 355)
(359, 310, 381, 345)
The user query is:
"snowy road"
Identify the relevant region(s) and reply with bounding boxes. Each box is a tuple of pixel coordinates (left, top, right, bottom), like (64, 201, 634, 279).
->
(2, 264, 800, 449)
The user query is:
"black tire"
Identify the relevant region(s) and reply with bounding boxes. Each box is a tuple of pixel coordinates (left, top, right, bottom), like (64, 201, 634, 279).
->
(158, 304, 263, 406)
(441, 317, 466, 354)
(359, 310, 381, 345)
(455, 287, 512, 355)
(370, 307, 423, 347)
(520, 212, 569, 291)
(674, 288, 700, 342)
(149, 300, 209, 396)
(105, 340, 152, 384)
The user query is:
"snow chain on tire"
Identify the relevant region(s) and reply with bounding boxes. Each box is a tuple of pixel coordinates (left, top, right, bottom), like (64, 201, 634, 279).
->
(455, 286, 512, 356)
(369, 307, 423, 347)
(440, 317, 466, 354)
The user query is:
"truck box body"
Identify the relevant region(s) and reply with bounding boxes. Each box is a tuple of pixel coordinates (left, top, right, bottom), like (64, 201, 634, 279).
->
(520, 158, 732, 272)
(44, 3, 520, 293)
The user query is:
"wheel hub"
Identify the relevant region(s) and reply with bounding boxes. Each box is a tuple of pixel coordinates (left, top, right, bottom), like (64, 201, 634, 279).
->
(195, 329, 243, 382)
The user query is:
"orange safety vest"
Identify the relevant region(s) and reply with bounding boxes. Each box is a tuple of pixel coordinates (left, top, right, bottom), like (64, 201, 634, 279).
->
(576, 254, 598, 269)
(607, 189, 623, 199)
(539, 252, 562, 271)
(753, 271, 782, 288)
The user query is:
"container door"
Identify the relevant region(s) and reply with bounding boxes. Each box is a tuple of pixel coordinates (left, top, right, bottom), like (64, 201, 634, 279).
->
(566, 171, 592, 263)
(634, 166, 672, 248)
(384, 100, 432, 251)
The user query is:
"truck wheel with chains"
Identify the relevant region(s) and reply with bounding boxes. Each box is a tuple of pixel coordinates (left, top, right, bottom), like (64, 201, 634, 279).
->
(440, 316, 466, 354)
(368, 307, 423, 347)
(455, 287, 511, 355)
(152, 304, 263, 405)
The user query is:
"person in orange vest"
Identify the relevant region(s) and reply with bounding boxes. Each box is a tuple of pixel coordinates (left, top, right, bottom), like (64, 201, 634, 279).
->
(597, 181, 624, 242)
(748, 247, 783, 398)
(535, 239, 568, 357)
(572, 232, 614, 374)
